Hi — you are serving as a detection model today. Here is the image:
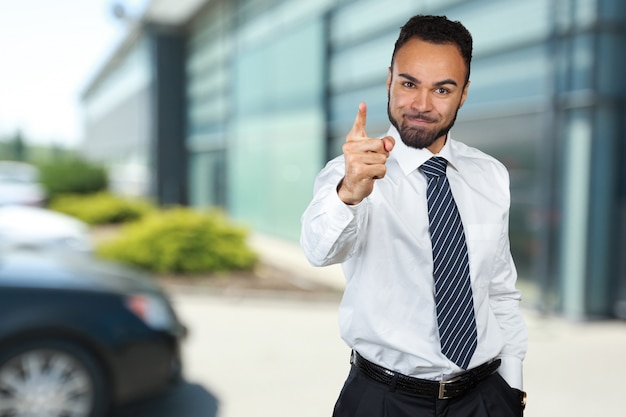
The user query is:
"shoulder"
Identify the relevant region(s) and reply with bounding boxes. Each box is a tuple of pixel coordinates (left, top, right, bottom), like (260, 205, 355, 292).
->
(450, 139, 510, 188)
(452, 140, 507, 172)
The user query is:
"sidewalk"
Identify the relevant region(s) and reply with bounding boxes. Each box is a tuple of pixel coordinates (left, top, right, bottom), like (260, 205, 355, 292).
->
(248, 233, 345, 292)
(248, 233, 626, 416)
(521, 311, 626, 416)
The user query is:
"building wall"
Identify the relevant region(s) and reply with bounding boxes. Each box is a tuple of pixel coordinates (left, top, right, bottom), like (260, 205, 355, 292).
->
(186, 0, 234, 210)
(150, 25, 188, 206)
(229, 14, 326, 240)
(590, 0, 626, 317)
(83, 0, 625, 317)
(82, 25, 188, 206)
(613, 0, 626, 318)
(184, 0, 626, 317)
(82, 35, 153, 197)
(186, 0, 330, 240)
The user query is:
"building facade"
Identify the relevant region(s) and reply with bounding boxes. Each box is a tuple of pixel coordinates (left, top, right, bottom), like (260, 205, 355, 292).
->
(82, 21, 188, 205)
(81, 0, 626, 319)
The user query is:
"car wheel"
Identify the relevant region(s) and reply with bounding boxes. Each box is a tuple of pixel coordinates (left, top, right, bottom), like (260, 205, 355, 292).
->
(0, 339, 108, 417)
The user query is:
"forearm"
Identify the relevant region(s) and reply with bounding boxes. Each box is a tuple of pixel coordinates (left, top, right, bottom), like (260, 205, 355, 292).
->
(300, 181, 367, 266)
(493, 296, 526, 390)
(490, 227, 528, 390)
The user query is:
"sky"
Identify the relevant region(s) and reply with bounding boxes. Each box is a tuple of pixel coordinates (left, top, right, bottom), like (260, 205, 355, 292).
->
(0, 0, 147, 147)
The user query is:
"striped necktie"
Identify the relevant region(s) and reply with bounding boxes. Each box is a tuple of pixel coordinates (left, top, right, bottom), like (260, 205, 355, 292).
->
(420, 156, 477, 369)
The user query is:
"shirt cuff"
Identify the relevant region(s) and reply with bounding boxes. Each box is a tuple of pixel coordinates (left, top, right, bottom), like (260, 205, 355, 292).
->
(496, 356, 523, 390)
(326, 184, 365, 218)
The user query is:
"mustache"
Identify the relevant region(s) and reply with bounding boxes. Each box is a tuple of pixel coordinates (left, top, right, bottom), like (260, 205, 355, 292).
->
(404, 112, 438, 123)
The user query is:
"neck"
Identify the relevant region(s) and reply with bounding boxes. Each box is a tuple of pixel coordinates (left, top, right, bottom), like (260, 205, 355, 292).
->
(427, 135, 447, 154)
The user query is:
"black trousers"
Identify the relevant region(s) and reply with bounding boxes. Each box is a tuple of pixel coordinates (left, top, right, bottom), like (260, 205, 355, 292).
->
(333, 365, 523, 417)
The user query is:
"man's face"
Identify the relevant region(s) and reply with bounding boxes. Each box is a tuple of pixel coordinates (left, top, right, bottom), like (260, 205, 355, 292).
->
(387, 38, 469, 153)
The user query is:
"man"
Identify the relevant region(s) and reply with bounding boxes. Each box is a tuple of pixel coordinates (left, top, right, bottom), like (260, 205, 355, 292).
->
(300, 14, 527, 417)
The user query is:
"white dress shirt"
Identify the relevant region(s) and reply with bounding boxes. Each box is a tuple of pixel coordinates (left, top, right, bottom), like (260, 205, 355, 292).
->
(300, 125, 527, 390)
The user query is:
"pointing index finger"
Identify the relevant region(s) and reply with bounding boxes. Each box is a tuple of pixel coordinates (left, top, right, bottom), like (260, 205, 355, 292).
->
(349, 102, 368, 139)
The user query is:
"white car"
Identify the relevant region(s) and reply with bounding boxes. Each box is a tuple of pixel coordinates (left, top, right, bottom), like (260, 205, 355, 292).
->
(0, 205, 93, 253)
(0, 161, 46, 206)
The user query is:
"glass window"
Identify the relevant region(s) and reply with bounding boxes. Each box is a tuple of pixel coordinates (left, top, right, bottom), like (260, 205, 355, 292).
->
(186, 0, 235, 209)
(560, 109, 593, 317)
(237, 0, 332, 50)
(330, 0, 421, 46)
(234, 19, 324, 115)
(329, 33, 396, 92)
(570, 33, 594, 90)
(447, 0, 550, 55)
(84, 37, 151, 122)
(469, 44, 550, 105)
(552, 32, 594, 93)
(189, 150, 227, 208)
(230, 17, 325, 239)
(455, 111, 544, 289)
(189, 97, 229, 132)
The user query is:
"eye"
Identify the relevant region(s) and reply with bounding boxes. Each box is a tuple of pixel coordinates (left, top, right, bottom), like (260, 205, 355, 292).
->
(435, 87, 450, 95)
(402, 81, 415, 88)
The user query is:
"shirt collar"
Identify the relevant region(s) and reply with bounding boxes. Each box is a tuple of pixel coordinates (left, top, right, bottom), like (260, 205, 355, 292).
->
(386, 125, 459, 176)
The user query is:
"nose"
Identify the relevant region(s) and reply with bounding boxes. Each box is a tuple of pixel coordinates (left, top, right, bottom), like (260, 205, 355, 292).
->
(411, 89, 432, 112)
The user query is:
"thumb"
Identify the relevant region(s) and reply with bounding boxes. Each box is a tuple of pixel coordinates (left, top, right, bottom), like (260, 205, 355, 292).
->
(382, 136, 395, 152)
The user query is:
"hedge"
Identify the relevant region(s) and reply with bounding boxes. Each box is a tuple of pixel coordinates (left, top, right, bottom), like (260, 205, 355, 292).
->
(50, 192, 155, 225)
(38, 158, 107, 200)
(96, 207, 258, 274)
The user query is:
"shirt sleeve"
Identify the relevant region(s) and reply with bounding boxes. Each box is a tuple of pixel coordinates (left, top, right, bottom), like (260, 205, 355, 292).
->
(490, 186, 528, 391)
(300, 157, 368, 267)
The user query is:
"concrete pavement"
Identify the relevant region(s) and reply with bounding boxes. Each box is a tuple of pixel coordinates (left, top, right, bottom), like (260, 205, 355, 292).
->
(160, 234, 626, 417)
(173, 293, 348, 417)
(169, 291, 626, 417)
(247, 233, 346, 292)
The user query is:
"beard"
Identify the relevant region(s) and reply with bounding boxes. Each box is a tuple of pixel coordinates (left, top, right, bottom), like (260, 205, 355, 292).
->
(387, 95, 460, 150)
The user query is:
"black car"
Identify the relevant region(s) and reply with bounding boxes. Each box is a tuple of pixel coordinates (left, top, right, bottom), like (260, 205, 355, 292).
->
(0, 248, 187, 417)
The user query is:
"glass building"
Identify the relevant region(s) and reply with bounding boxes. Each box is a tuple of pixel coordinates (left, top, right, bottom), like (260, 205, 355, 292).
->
(81, 0, 626, 319)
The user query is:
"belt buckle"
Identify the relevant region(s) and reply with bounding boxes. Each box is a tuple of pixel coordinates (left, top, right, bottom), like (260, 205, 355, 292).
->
(438, 374, 463, 400)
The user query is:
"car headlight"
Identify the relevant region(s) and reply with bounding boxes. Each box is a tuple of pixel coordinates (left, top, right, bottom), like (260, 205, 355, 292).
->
(125, 293, 177, 331)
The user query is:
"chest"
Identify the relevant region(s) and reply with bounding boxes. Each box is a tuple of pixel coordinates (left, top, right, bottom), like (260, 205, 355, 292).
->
(372, 166, 507, 230)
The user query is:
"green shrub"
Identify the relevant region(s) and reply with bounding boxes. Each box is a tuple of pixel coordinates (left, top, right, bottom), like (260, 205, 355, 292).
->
(50, 192, 155, 225)
(38, 158, 107, 200)
(96, 207, 258, 274)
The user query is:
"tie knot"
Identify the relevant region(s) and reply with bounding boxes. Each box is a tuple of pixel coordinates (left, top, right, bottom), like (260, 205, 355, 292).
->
(420, 157, 448, 180)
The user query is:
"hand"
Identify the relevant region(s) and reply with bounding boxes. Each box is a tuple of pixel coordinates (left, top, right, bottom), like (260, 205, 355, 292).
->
(338, 102, 395, 205)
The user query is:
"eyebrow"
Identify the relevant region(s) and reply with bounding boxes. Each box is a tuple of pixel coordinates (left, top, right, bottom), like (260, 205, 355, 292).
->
(398, 73, 458, 87)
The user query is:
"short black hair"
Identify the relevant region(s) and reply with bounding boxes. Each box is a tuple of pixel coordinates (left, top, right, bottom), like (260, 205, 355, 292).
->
(391, 15, 473, 84)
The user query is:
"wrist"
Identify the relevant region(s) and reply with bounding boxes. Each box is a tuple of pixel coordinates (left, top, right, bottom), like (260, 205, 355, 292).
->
(337, 178, 363, 206)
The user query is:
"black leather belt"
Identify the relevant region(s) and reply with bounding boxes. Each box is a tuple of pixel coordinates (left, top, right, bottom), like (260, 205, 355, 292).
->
(351, 351, 501, 400)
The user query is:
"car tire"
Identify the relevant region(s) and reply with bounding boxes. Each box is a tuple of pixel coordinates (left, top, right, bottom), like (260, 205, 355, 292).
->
(0, 338, 109, 417)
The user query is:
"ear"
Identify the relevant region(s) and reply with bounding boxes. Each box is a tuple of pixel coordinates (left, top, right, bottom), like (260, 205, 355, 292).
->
(386, 67, 392, 91)
(459, 80, 470, 108)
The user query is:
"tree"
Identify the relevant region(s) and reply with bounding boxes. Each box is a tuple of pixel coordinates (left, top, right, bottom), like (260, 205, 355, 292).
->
(11, 130, 26, 161)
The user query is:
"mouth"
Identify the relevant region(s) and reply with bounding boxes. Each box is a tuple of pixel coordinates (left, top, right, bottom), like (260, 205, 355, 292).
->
(405, 114, 437, 126)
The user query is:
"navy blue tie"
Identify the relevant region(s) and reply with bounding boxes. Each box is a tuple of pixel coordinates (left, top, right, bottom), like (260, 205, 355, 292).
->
(421, 157, 477, 369)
